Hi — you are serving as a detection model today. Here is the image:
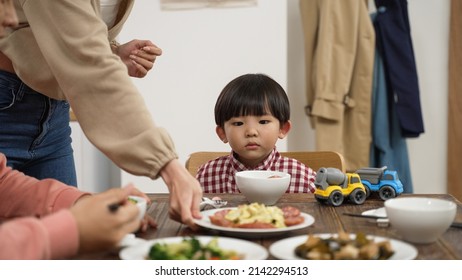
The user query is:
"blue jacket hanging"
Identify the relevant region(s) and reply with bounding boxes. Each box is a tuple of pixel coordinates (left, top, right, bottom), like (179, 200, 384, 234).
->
(370, 33, 414, 193)
(373, 0, 425, 137)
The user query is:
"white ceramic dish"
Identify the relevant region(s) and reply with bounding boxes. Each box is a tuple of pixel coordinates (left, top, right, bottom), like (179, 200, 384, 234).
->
(194, 207, 315, 238)
(119, 235, 268, 260)
(127, 195, 147, 220)
(362, 207, 387, 218)
(235, 170, 291, 205)
(362, 207, 388, 223)
(118, 233, 145, 248)
(385, 197, 456, 244)
(269, 233, 418, 260)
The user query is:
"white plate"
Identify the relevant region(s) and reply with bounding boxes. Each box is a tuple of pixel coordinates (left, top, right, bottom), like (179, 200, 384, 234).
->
(362, 207, 388, 223)
(269, 233, 418, 260)
(362, 207, 387, 218)
(119, 235, 268, 260)
(194, 207, 315, 238)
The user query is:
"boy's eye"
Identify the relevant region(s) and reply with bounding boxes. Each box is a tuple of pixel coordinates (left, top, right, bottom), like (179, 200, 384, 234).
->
(231, 121, 244, 126)
(259, 120, 270, 124)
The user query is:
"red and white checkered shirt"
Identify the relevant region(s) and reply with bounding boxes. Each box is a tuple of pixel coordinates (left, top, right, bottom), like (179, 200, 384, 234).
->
(196, 149, 316, 193)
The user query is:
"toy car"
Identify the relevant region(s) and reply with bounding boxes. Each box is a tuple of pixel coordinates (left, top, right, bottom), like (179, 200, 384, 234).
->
(355, 166, 404, 200)
(314, 167, 367, 207)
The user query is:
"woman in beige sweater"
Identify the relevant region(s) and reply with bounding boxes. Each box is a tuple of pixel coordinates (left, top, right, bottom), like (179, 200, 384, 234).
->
(0, 0, 156, 260)
(0, 0, 202, 227)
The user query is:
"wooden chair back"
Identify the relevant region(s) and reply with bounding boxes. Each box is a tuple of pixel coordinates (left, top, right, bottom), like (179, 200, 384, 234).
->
(185, 150, 345, 177)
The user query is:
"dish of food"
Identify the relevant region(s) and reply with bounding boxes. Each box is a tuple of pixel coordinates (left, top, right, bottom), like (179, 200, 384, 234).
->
(119, 236, 268, 260)
(269, 233, 418, 260)
(209, 203, 304, 228)
(194, 207, 315, 238)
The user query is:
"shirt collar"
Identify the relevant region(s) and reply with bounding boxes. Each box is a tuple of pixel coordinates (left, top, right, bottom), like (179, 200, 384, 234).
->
(229, 148, 279, 171)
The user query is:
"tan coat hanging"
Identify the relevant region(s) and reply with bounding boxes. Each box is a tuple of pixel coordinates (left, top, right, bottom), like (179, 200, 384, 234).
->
(299, 0, 375, 171)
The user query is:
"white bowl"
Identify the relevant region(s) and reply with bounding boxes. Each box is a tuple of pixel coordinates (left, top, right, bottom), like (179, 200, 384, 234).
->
(384, 197, 456, 244)
(235, 170, 291, 205)
(128, 195, 147, 220)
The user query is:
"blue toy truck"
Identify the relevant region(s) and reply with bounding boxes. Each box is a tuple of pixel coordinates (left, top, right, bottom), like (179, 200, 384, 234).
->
(355, 166, 403, 200)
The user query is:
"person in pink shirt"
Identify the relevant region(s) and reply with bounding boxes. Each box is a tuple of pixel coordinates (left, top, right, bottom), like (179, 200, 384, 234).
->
(0, 151, 152, 259)
(197, 73, 316, 193)
(0, 151, 155, 259)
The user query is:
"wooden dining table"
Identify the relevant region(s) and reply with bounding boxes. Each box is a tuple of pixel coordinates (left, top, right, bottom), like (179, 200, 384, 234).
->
(75, 193, 462, 260)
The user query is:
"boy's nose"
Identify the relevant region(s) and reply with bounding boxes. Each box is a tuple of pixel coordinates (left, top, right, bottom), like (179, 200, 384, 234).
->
(245, 127, 258, 137)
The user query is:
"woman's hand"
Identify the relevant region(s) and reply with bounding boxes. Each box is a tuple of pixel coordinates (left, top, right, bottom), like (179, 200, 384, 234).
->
(159, 159, 203, 229)
(116, 39, 162, 78)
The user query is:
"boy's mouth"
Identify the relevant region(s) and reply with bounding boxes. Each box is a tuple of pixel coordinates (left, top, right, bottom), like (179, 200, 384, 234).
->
(245, 143, 260, 149)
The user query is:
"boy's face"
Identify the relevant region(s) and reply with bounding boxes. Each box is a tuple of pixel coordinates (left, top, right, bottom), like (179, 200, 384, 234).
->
(216, 114, 291, 168)
(0, 0, 17, 37)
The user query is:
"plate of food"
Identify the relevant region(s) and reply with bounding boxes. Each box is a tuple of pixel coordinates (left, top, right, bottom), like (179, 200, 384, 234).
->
(193, 203, 315, 238)
(269, 232, 418, 260)
(119, 235, 268, 260)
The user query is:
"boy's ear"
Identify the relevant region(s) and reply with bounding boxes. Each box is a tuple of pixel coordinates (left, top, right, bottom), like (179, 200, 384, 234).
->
(278, 121, 292, 139)
(216, 126, 228, 143)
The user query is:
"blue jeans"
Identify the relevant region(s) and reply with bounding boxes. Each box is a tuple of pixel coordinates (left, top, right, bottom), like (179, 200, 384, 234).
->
(0, 70, 77, 186)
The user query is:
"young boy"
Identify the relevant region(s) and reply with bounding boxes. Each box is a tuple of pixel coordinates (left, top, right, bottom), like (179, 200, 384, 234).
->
(197, 73, 316, 193)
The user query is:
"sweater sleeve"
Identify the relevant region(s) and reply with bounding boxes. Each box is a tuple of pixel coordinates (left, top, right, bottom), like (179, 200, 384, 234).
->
(0, 210, 79, 260)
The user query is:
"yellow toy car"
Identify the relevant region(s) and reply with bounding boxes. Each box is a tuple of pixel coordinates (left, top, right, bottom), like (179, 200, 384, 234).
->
(314, 167, 367, 207)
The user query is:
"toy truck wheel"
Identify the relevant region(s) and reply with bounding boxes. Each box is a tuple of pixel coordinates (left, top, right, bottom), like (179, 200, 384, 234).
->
(349, 189, 366, 205)
(364, 186, 371, 198)
(379, 186, 396, 200)
(328, 190, 344, 207)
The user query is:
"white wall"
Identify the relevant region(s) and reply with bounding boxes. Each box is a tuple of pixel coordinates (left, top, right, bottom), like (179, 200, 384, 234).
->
(102, 0, 448, 194)
(406, 0, 449, 194)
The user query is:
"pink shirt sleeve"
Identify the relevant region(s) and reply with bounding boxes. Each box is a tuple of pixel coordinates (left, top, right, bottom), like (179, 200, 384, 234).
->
(0, 153, 89, 259)
(0, 210, 79, 259)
